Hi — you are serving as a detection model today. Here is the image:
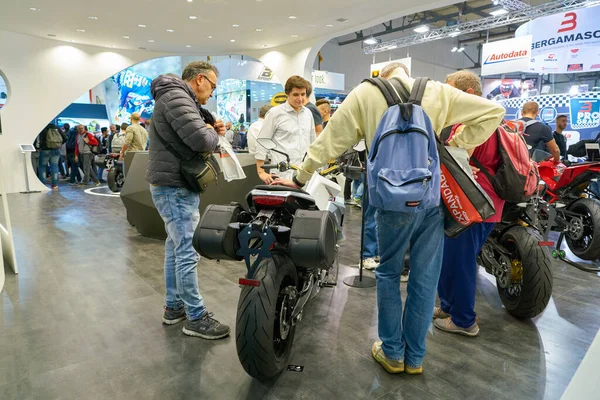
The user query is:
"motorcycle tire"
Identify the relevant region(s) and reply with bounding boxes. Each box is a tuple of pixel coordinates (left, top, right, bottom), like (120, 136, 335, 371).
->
(236, 251, 298, 380)
(565, 198, 600, 261)
(107, 169, 123, 193)
(497, 226, 553, 319)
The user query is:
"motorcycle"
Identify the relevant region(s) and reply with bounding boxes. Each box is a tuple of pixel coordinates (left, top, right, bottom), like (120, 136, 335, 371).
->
(193, 139, 349, 380)
(105, 154, 124, 193)
(531, 156, 600, 264)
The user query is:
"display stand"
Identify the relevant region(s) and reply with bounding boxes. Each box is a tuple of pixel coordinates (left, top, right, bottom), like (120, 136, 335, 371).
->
(18, 144, 41, 194)
(343, 170, 376, 288)
(0, 154, 19, 293)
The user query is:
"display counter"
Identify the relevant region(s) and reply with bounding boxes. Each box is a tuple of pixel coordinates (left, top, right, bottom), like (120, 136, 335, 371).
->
(120, 151, 263, 240)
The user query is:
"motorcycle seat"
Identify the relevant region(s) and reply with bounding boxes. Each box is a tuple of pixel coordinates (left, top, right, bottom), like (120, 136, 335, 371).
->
(254, 185, 309, 195)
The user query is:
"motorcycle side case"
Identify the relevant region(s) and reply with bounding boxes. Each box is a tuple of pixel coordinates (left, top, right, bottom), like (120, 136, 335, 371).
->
(193, 204, 243, 261)
(289, 209, 336, 270)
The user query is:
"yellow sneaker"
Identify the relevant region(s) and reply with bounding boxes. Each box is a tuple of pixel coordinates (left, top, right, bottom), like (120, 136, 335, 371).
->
(371, 341, 404, 374)
(405, 365, 423, 375)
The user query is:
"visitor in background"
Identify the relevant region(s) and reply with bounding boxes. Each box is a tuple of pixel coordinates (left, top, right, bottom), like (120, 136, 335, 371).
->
(31, 135, 40, 177)
(224, 121, 234, 145)
(74, 124, 100, 186)
(304, 82, 323, 136)
(111, 123, 128, 155)
(553, 114, 568, 160)
(97, 127, 110, 183)
(38, 123, 67, 190)
(66, 125, 82, 186)
(316, 99, 331, 128)
(248, 105, 272, 154)
(521, 101, 560, 162)
(120, 113, 149, 160)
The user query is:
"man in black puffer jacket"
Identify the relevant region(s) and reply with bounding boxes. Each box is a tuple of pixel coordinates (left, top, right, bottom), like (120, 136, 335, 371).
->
(146, 62, 230, 340)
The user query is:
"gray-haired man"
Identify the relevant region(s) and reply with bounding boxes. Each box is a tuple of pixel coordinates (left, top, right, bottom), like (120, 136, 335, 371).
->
(146, 62, 230, 339)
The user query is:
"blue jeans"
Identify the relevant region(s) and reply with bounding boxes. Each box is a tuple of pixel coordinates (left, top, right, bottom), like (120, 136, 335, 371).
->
(362, 191, 378, 259)
(150, 185, 206, 320)
(352, 178, 364, 201)
(67, 153, 81, 183)
(38, 149, 61, 187)
(375, 206, 444, 368)
(438, 223, 495, 328)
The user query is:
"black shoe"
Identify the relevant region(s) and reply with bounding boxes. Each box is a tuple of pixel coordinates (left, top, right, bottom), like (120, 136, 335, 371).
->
(182, 312, 230, 340)
(162, 306, 186, 325)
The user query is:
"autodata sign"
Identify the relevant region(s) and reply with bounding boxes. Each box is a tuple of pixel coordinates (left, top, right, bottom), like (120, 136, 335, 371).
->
(481, 36, 532, 76)
(516, 5, 600, 73)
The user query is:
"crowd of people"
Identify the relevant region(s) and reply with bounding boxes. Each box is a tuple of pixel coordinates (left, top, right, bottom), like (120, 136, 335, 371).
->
(33, 113, 149, 190)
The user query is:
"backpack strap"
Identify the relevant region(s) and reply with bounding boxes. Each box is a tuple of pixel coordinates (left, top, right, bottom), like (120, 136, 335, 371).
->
(440, 126, 454, 144)
(362, 78, 401, 107)
(408, 77, 429, 106)
(387, 78, 411, 103)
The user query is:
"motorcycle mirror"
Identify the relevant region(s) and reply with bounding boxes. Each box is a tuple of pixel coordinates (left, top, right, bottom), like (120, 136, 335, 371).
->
(257, 138, 277, 150)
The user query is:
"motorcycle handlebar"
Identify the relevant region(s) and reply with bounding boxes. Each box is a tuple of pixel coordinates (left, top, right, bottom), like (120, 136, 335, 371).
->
(261, 164, 279, 170)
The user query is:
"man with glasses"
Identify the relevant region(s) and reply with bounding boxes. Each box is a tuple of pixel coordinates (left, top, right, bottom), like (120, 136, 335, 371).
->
(146, 62, 230, 340)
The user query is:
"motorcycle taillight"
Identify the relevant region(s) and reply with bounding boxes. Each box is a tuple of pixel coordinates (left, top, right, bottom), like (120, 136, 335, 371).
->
(253, 196, 286, 206)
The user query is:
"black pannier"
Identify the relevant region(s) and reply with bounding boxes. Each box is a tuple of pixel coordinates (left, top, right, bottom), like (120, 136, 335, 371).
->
(193, 204, 243, 261)
(288, 209, 337, 270)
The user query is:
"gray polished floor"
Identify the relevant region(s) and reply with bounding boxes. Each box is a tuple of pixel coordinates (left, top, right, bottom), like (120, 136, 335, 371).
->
(1, 183, 599, 400)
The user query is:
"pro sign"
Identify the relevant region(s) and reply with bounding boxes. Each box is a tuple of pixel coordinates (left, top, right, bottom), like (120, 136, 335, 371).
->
(481, 36, 532, 76)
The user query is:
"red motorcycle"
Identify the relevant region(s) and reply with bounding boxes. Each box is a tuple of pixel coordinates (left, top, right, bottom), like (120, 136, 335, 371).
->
(531, 158, 600, 267)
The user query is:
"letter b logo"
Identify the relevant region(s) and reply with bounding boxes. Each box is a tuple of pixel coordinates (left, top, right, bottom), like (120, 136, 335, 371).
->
(558, 12, 577, 33)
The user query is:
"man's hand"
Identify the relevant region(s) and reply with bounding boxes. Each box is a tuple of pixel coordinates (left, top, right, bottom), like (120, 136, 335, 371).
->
(213, 120, 226, 136)
(271, 178, 301, 189)
(74, 156, 78, 163)
(470, 165, 480, 178)
(259, 171, 276, 185)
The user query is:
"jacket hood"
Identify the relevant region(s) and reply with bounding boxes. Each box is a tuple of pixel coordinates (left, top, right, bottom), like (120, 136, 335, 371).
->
(151, 74, 197, 102)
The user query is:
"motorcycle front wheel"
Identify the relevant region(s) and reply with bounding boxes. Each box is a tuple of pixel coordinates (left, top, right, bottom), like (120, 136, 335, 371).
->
(565, 198, 600, 261)
(236, 252, 298, 380)
(497, 226, 553, 319)
(107, 169, 124, 193)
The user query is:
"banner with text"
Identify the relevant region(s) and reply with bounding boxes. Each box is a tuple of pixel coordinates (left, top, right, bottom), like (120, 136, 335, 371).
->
(516, 5, 600, 73)
(481, 36, 532, 76)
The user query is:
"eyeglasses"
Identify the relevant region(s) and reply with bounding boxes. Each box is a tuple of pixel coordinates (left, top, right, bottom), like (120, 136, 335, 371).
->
(201, 74, 217, 92)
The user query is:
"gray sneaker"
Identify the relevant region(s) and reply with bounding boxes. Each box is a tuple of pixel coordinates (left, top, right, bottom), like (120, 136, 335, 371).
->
(182, 312, 230, 340)
(162, 306, 186, 325)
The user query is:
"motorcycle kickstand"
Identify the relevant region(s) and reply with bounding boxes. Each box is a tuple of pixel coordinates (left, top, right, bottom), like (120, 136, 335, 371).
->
(322, 248, 340, 288)
(555, 232, 600, 273)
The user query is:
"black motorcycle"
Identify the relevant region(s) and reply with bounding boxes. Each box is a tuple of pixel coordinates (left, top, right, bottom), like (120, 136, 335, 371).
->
(193, 141, 349, 380)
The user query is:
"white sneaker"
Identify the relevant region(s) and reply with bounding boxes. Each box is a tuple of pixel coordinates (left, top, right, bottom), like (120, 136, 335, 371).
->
(363, 258, 379, 270)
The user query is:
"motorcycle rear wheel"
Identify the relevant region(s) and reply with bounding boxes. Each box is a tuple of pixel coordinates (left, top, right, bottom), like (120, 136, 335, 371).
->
(236, 252, 298, 380)
(565, 198, 600, 261)
(497, 226, 553, 319)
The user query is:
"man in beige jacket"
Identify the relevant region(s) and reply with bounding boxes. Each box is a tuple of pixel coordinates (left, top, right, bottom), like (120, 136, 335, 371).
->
(274, 66, 504, 375)
(120, 112, 149, 160)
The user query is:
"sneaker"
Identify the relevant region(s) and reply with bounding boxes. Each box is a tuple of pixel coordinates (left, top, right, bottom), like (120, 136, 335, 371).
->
(345, 198, 357, 206)
(433, 307, 451, 320)
(94, 181, 101, 187)
(182, 312, 230, 340)
(405, 364, 423, 375)
(162, 306, 186, 325)
(51, 185, 59, 191)
(363, 258, 379, 270)
(353, 197, 362, 208)
(69, 182, 78, 186)
(433, 317, 480, 337)
(401, 270, 409, 283)
(372, 341, 404, 374)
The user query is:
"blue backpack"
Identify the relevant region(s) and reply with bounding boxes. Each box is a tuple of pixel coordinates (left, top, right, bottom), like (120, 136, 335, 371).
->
(364, 77, 440, 213)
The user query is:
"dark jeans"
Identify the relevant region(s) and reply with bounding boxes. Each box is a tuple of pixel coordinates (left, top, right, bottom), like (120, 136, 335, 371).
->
(58, 155, 67, 177)
(38, 149, 61, 187)
(438, 222, 495, 328)
(67, 153, 81, 183)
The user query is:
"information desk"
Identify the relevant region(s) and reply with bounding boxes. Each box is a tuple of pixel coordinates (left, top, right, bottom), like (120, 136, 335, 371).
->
(120, 152, 263, 240)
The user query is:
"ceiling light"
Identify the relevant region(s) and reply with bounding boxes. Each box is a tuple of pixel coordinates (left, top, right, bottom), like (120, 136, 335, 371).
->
(148, 39, 155, 43)
(88, 16, 98, 20)
(413, 25, 429, 33)
(458, 47, 465, 52)
(451, 47, 458, 52)
(232, 24, 240, 27)
(489, 8, 508, 16)
(185, 45, 192, 48)
(255, 28, 263, 32)
(68, 40, 75, 43)
(109, 45, 116, 48)
(326, 24, 333, 27)
(167, 29, 174, 32)
(29, 7, 39, 11)
(291, 35, 298, 38)
(262, 44, 268, 47)
(207, 35, 213, 39)
(123, 35, 130, 39)
(289, 16, 297, 19)
(336, 18, 348, 23)
(230, 39, 236, 42)
(187, 0, 193, 2)
(363, 36, 379, 45)
(189, 15, 197, 20)
(138, 24, 146, 28)
(76, 29, 85, 32)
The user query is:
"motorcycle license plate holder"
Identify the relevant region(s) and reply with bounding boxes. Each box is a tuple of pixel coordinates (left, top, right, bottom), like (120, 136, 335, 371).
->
(237, 222, 276, 279)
